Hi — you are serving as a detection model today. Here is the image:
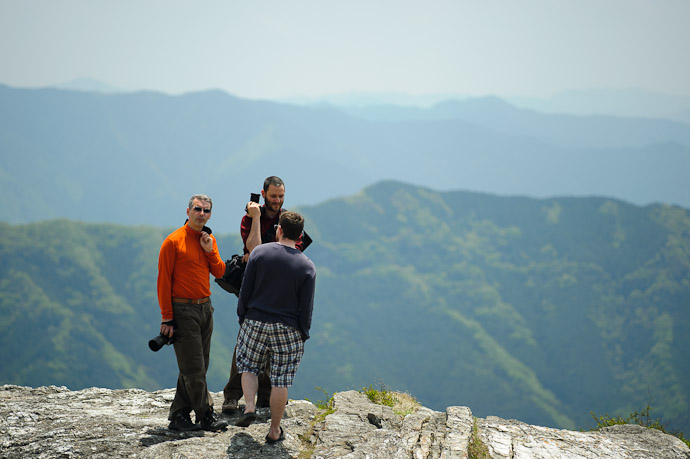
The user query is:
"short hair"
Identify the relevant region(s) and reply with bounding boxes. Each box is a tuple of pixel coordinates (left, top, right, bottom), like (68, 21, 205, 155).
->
(278, 211, 304, 241)
(263, 176, 285, 192)
(188, 194, 212, 210)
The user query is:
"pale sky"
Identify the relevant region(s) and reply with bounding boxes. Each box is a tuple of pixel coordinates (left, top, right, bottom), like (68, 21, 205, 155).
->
(1, 0, 689, 100)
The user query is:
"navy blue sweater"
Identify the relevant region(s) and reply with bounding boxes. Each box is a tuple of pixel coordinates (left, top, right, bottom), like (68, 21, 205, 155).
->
(237, 242, 316, 340)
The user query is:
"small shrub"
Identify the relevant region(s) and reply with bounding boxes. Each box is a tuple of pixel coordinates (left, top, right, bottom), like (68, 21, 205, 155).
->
(361, 382, 420, 416)
(310, 386, 334, 410)
(468, 418, 490, 459)
(590, 403, 689, 448)
(362, 383, 396, 407)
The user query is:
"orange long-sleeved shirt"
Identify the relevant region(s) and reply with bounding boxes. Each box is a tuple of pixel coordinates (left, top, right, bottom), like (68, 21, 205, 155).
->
(157, 224, 226, 321)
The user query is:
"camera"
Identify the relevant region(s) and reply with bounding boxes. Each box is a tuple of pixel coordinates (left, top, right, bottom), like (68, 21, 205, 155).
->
(149, 321, 176, 352)
(245, 192, 261, 213)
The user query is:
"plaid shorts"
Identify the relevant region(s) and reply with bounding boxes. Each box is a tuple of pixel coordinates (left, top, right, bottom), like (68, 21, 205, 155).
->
(236, 319, 305, 388)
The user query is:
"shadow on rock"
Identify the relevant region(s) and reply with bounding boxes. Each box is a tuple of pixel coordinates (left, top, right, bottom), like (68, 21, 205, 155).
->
(227, 432, 293, 458)
(139, 427, 205, 447)
(220, 406, 271, 425)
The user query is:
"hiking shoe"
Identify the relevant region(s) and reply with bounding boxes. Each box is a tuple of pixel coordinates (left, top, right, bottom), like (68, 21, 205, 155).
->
(201, 409, 228, 432)
(168, 411, 201, 431)
(222, 399, 239, 414)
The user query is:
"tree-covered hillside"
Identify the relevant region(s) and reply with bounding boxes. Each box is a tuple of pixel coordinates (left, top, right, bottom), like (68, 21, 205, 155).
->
(300, 182, 690, 434)
(1, 182, 688, 434)
(0, 220, 244, 392)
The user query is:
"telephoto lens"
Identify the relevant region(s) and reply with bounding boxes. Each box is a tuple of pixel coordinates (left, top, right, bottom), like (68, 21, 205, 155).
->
(148, 333, 171, 352)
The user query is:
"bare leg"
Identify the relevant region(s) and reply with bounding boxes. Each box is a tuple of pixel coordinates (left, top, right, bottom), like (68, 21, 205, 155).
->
(241, 372, 258, 414)
(268, 387, 288, 440)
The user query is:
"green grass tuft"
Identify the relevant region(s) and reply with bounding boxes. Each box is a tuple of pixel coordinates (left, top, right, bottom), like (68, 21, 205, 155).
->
(468, 418, 490, 459)
(361, 381, 420, 416)
(590, 402, 689, 448)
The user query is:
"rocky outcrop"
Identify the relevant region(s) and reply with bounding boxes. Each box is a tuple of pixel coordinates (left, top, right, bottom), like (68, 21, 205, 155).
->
(1, 385, 688, 458)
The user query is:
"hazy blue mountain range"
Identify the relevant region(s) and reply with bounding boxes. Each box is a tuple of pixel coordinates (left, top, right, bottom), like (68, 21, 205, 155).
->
(52, 79, 690, 123)
(1, 83, 689, 233)
(284, 88, 690, 125)
(508, 89, 690, 125)
(338, 96, 690, 150)
(1, 181, 688, 435)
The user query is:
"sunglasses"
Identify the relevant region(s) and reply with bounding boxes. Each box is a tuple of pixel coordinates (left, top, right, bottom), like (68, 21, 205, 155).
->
(192, 206, 212, 214)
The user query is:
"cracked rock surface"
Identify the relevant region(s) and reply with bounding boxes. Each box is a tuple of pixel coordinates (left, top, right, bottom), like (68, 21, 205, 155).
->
(1, 385, 688, 458)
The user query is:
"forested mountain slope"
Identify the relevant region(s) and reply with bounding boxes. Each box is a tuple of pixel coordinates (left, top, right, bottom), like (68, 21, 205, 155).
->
(1, 181, 688, 433)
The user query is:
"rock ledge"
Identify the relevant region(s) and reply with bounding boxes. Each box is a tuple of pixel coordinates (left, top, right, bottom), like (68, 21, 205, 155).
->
(1, 385, 688, 458)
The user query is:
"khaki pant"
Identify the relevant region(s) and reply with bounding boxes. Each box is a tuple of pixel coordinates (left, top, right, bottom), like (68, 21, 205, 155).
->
(168, 299, 214, 420)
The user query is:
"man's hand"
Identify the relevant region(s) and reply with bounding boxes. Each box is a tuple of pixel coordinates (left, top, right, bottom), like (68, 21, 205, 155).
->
(200, 231, 213, 252)
(245, 201, 262, 254)
(246, 201, 261, 219)
(160, 322, 174, 338)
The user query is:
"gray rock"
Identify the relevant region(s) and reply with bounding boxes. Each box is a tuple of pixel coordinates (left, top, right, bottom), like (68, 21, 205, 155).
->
(1, 385, 688, 458)
(477, 416, 690, 459)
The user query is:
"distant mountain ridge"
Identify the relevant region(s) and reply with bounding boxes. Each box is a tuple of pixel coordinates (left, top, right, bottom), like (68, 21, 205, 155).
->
(341, 96, 690, 149)
(509, 88, 690, 125)
(1, 83, 689, 233)
(283, 88, 690, 124)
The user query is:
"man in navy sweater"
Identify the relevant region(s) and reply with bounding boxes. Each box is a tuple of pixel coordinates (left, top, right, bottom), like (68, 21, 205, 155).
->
(234, 211, 316, 444)
(222, 176, 304, 413)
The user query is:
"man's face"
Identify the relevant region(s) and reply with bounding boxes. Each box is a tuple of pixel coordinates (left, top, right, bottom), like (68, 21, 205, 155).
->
(262, 184, 285, 213)
(186, 198, 212, 230)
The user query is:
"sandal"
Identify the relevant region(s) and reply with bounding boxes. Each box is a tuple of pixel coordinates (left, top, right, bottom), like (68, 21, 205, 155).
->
(265, 426, 285, 444)
(235, 411, 257, 427)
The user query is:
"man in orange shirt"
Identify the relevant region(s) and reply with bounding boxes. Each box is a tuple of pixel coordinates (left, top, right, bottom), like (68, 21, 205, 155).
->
(157, 194, 228, 432)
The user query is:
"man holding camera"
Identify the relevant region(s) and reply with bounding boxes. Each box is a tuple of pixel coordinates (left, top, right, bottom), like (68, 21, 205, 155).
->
(234, 210, 316, 443)
(157, 194, 228, 432)
(242, 176, 305, 261)
(222, 176, 304, 414)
